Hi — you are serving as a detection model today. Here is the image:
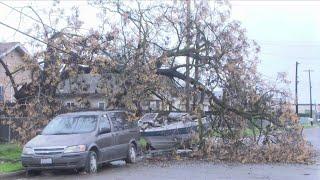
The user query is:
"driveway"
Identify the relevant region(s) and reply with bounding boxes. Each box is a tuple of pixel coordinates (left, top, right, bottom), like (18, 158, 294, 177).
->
(11, 127, 320, 180)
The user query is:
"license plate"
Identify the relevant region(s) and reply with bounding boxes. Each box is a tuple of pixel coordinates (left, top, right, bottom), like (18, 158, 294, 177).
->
(40, 158, 52, 164)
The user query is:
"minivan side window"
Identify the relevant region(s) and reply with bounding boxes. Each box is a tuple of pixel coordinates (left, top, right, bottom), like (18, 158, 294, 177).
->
(117, 111, 137, 129)
(116, 112, 130, 129)
(99, 115, 111, 132)
(108, 113, 123, 131)
(110, 111, 131, 131)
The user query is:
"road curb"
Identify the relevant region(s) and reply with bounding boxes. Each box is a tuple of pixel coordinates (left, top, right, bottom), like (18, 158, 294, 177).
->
(0, 170, 25, 179)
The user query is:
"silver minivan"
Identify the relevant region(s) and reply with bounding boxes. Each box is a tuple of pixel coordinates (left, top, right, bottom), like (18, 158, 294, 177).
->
(21, 110, 140, 174)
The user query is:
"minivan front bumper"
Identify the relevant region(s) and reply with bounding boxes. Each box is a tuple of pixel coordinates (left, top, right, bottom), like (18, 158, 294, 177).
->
(21, 152, 88, 170)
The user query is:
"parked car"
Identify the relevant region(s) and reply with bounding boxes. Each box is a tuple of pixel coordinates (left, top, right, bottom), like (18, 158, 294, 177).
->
(21, 110, 140, 174)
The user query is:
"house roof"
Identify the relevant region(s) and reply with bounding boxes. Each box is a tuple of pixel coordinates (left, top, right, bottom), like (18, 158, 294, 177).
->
(56, 110, 125, 117)
(0, 42, 29, 59)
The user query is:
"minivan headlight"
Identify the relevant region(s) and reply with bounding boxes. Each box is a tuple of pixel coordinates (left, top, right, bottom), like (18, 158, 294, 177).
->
(22, 147, 34, 155)
(64, 145, 86, 153)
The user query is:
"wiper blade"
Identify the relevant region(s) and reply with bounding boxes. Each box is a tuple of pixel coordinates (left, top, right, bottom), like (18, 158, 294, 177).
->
(50, 132, 73, 135)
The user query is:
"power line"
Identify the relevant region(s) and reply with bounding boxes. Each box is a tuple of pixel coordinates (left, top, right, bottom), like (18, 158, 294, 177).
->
(0, 0, 92, 58)
(0, 1, 58, 33)
(261, 52, 320, 60)
(231, 4, 320, 7)
(259, 40, 320, 43)
(261, 44, 320, 47)
(0, 20, 72, 56)
(0, 2, 92, 34)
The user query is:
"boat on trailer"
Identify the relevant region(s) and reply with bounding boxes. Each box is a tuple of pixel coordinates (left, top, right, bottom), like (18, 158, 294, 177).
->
(139, 112, 207, 150)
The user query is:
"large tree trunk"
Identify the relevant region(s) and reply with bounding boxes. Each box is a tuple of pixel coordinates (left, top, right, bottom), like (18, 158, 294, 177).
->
(0, 58, 18, 96)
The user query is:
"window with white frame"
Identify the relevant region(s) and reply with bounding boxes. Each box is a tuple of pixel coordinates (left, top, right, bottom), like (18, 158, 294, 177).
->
(66, 102, 75, 108)
(98, 102, 105, 110)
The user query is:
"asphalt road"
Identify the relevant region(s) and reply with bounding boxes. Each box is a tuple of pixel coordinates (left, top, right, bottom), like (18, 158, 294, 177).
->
(11, 127, 320, 180)
(304, 127, 320, 150)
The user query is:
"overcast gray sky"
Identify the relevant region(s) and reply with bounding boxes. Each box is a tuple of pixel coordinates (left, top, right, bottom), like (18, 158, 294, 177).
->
(231, 1, 320, 104)
(0, 0, 319, 104)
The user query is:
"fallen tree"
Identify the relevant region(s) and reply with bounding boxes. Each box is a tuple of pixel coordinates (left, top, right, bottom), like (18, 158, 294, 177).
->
(1, 0, 314, 162)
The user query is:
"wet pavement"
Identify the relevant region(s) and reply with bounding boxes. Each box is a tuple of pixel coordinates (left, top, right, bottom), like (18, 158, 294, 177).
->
(304, 127, 320, 150)
(10, 127, 320, 180)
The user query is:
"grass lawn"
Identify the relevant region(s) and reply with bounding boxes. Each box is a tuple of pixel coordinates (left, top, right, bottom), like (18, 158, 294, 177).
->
(242, 128, 260, 137)
(0, 143, 23, 173)
(139, 137, 148, 150)
(0, 162, 23, 173)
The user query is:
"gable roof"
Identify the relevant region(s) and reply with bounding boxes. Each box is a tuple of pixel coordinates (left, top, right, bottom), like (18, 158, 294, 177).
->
(0, 42, 28, 59)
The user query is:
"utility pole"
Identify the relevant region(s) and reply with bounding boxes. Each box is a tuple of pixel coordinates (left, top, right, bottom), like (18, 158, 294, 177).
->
(295, 62, 299, 115)
(185, 0, 191, 112)
(304, 69, 313, 119)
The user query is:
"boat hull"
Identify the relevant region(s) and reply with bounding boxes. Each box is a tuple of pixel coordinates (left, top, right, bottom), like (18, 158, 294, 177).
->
(141, 125, 197, 137)
(141, 123, 199, 150)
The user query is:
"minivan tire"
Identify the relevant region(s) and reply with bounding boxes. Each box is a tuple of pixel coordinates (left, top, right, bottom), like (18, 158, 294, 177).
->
(125, 143, 137, 164)
(26, 170, 41, 176)
(85, 151, 98, 174)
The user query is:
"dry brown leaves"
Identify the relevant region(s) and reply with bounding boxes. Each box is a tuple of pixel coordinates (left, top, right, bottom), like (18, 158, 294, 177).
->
(196, 132, 315, 164)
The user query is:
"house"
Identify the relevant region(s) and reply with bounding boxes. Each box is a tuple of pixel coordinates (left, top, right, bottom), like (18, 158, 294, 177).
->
(57, 72, 223, 113)
(0, 42, 31, 103)
(57, 73, 176, 111)
(142, 90, 222, 112)
(57, 73, 108, 110)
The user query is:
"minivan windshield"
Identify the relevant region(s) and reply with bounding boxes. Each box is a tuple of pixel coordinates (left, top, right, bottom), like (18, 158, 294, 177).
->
(42, 115, 98, 135)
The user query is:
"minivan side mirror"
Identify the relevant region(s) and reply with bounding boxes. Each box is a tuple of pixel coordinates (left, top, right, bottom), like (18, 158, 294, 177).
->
(99, 127, 111, 134)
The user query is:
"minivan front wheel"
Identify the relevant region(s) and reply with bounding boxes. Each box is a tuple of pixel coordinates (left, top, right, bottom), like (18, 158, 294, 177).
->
(26, 170, 41, 176)
(125, 144, 136, 164)
(85, 151, 98, 174)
